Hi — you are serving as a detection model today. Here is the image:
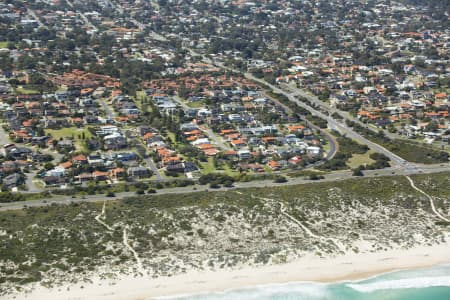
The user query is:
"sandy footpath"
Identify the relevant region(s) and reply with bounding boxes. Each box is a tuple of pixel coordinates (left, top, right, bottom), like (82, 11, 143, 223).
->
(9, 242, 450, 300)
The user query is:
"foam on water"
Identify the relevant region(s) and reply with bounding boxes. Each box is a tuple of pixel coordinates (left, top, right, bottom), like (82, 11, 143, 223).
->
(162, 265, 450, 300)
(156, 282, 329, 300)
(347, 276, 450, 293)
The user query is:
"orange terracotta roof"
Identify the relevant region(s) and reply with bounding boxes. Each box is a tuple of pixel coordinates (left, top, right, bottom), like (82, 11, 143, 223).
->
(230, 139, 246, 145)
(225, 133, 241, 140)
(399, 114, 412, 119)
(220, 129, 237, 135)
(22, 120, 33, 127)
(357, 110, 372, 116)
(93, 171, 109, 177)
(59, 161, 73, 169)
(389, 116, 399, 121)
(197, 143, 215, 150)
(143, 132, 155, 139)
(81, 88, 93, 94)
(163, 156, 181, 163)
(287, 125, 305, 132)
(115, 116, 129, 122)
(184, 129, 202, 136)
(72, 154, 87, 161)
(110, 168, 125, 176)
(268, 160, 280, 167)
(262, 136, 276, 142)
(225, 150, 237, 155)
(157, 148, 173, 157)
(203, 148, 219, 156)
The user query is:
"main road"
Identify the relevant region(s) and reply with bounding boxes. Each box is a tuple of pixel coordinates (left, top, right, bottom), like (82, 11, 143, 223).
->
(202, 57, 412, 169)
(262, 91, 338, 161)
(281, 82, 450, 152)
(1, 163, 449, 212)
(280, 83, 400, 140)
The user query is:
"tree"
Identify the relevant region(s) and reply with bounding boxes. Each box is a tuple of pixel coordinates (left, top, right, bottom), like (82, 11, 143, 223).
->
(352, 168, 364, 176)
(44, 162, 55, 170)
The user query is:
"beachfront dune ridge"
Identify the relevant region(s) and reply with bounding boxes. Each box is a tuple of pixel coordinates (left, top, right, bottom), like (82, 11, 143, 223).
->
(0, 172, 449, 297)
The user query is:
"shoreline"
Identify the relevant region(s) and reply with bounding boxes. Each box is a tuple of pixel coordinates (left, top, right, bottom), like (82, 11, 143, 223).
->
(9, 242, 450, 300)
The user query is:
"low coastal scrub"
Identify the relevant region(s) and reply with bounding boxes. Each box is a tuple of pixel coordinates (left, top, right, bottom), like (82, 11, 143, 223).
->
(0, 172, 448, 296)
(318, 131, 373, 171)
(346, 121, 449, 164)
(0, 191, 51, 203)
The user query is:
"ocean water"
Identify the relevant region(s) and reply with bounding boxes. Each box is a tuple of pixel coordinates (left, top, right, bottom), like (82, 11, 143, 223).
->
(161, 265, 450, 300)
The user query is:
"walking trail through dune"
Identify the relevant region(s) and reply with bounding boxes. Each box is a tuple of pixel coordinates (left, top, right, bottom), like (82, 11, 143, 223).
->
(123, 226, 145, 275)
(95, 200, 145, 275)
(406, 176, 449, 222)
(94, 200, 114, 231)
(251, 194, 346, 252)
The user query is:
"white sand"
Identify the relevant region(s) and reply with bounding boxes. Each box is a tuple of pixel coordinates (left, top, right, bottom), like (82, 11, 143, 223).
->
(9, 242, 450, 300)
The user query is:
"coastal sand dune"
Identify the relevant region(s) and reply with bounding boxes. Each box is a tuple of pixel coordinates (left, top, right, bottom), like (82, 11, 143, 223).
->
(3, 174, 449, 299)
(10, 242, 450, 300)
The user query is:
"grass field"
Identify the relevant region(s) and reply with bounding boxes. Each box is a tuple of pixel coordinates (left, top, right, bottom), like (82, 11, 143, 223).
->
(200, 157, 216, 174)
(322, 141, 331, 155)
(186, 101, 204, 108)
(45, 127, 92, 151)
(347, 150, 376, 169)
(15, 87, 40, 95)
(0, 41, 8, 48)
(350, 123, 449, 164)
(200, 157, 238, 176)
(135, 91, 153, 112)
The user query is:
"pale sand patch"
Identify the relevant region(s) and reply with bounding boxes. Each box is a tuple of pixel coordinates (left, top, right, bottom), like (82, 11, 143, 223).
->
(9, 242, 450, 300)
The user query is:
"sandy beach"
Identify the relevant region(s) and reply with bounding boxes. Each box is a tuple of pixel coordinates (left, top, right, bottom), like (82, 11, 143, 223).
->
(9, 242, 450, 300)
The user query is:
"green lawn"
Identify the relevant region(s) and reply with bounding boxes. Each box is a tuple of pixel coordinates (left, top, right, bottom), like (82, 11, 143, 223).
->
(347, 150, 376, 169)
(322, 142, 331, 155)
(45, 127, 92, 151)
(222, 163, 239, 176)
(349, 123, 449, 164)
(15, 87, 40, 95)
(200, 157, 239, 176)
(135, 91, 153, 112)
(166, 132, 176, 144)
(200, 157, 216, 174)
(134, 92, 144, 111)
(0, 41, 8, 48)
(187, 101, 205, 108)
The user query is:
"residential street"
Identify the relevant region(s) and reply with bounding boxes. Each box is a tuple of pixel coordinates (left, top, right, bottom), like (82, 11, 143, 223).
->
(203, 56, 411, 169)
(171, 96, 232, 151)
(98, 99, 115, 120)
(143, 156, 163, 181)
(0, 123, 10, 145)
(24, 170, 42, 193)
(248, 74, 409, 167)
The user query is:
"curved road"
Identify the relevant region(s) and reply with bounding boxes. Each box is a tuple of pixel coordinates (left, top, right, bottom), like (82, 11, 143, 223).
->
(191, 50, 411, 169)
(263, 92, 338, 161)
(242, 72, 410, 168)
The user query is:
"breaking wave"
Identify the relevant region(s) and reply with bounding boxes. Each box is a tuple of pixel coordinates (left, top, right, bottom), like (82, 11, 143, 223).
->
(157, 282, 329, 299)
(159, 265, 450, 300)
(347, 276, 450, 293)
